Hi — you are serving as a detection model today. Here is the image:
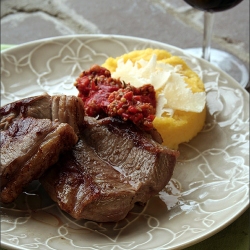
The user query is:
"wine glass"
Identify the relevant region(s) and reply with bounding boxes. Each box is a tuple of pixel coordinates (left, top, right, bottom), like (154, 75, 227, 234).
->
(183, 0, 249, 88)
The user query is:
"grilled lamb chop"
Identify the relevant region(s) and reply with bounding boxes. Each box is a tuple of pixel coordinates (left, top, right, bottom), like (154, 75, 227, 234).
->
(0, 94, 85, 135)
(0, 117, 78, 203)
(40, 116, 179, 222)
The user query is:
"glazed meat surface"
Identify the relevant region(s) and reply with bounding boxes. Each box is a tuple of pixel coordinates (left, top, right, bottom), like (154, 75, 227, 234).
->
(41, 116, 179, 222)
(0, 94, 85, 134)
(0, 117, 78, 203)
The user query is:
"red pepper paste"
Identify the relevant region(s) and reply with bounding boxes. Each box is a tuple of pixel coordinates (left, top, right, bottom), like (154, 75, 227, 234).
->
(74, 64, 156, 130)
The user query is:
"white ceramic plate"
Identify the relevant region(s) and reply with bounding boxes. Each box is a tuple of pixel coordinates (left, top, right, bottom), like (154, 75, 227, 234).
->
(1, 35, 249, 250)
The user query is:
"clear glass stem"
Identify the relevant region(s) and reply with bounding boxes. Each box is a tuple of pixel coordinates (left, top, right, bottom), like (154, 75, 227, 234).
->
(202, 12, 215, 61)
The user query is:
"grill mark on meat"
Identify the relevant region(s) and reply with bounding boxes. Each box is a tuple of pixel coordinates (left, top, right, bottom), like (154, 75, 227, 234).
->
(1, 94, 178, 222)
(0, 117, 78, 203)
(41, 135, 136, 221)
(0, 95, 52, 130)
(0, 94, 86, 204)
(0, 94, 85, 135)
(84, 117, 177, 193)
(41, 116, 179, 222)
(92, 117, 163, 152)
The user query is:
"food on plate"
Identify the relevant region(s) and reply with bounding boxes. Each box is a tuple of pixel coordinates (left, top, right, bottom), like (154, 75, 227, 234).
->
(40, 116, 179, 222)
(102, 48, 206, 149)
(1, 93, 178, 222)
(0, 94, 85, 203)
(0, 94, 85, 135)
(74, 64, 156, 130)
(0, 117, 78, 203)
(0, 47, 205, 222)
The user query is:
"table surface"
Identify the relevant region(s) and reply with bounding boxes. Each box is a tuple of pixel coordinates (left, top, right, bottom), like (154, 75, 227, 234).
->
(1, 0, 249, 249)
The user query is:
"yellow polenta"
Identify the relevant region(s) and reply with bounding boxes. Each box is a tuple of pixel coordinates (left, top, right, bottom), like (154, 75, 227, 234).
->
(102, 48, 206, 149)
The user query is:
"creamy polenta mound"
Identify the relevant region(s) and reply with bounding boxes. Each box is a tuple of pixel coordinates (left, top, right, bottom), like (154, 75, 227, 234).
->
(102, 48, 206, 149)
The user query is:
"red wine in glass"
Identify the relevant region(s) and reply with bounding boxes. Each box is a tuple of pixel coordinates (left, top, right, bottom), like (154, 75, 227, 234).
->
(183, 0, 244, 12)
(183, 0, 249, 87)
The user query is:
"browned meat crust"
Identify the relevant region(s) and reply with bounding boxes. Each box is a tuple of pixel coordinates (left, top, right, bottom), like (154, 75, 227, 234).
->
(0, 94, 85, 135)
(41, 116, 179, 222)
(0, 117, 78, 203)
(0, 94, 85, 203)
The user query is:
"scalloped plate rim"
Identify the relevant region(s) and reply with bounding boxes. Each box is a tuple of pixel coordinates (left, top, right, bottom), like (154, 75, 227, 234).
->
(1, 34, 249, 250)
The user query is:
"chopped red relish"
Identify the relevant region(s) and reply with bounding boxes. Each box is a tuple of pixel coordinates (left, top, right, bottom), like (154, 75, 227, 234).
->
(74, 65, 156, 130)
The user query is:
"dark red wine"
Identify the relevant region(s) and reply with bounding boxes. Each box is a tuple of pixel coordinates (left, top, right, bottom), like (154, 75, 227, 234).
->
(183, 0, 243, 12)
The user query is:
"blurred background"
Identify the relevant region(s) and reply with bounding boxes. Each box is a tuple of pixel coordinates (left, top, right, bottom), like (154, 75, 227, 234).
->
(1, 0, 249, 88)
(1, 0, 249, 68)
